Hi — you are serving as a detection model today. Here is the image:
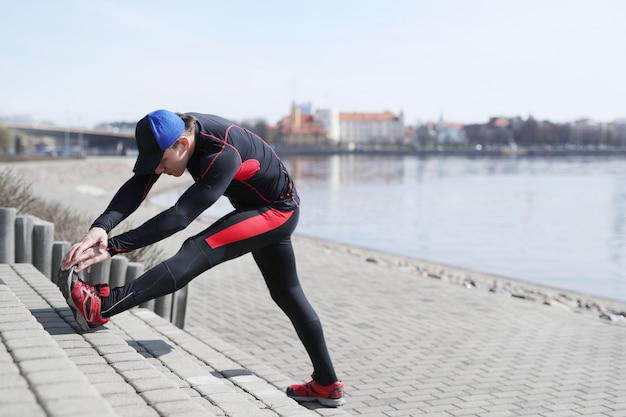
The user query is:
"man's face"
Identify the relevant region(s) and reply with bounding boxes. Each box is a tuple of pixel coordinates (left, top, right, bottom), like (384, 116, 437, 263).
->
(154, 145, 187, 177)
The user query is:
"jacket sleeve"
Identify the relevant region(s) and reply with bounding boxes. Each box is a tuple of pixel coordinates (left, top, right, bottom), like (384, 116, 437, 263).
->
(106, 147, 240, 255)
(91, 173, 160, 233)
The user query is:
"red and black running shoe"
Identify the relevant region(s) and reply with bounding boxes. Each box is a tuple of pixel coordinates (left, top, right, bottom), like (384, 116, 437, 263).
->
(58, 266, 110, 332)
(286, 378, 345, 407)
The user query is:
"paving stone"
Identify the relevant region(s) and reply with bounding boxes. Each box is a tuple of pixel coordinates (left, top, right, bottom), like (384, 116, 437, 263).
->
(128, 376, 180, 392)
(0, 387, 38, 404)
(113, 404, 160, 417)
(0, 402, 46, 417)
(33, 381, 100, 402)
(140, 388, 195, 405)
(152, 399, 212, 415)
(26, 369, 88, 386)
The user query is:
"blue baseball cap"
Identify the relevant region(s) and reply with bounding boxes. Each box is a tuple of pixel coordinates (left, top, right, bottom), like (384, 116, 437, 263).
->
(133, 109, 184, 174)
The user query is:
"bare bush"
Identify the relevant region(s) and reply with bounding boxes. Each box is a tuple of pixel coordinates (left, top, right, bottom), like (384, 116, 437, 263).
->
(0, 167, 166, 269)
(0, 168, 38, 212)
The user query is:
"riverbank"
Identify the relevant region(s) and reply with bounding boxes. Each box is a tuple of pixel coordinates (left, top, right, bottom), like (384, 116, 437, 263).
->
(4, 155, 626, 416)
(2, 156, 625, 322)
(5, 144, 626, 163)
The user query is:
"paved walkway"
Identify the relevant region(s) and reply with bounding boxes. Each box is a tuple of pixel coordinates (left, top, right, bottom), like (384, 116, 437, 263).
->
(185, 236, 626, 417)
(2, 236, 626, 416)
(0, 263, 350, 417)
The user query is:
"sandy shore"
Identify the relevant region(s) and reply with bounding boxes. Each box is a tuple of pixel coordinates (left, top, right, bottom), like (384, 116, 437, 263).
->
(2, 156, 626, 320)
(0, 156, 201, 267)
(0, 156, 192, 218)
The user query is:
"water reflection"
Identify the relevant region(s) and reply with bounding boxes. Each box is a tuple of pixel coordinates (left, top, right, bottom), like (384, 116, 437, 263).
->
(280, 155, 626, 302)
(610, 175, 626, 264)
(289, 154, 413, 188)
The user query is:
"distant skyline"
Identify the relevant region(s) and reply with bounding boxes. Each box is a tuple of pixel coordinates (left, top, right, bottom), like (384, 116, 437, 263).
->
(1, 0, 625, 128)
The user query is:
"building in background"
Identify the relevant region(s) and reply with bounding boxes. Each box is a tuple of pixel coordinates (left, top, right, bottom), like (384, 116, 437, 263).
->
(275, 103, 329, 146)
(338, 111, 405, 148)
(277, 104, 406, 148)
(415, 115, 467, 148)
(314, 108, 405, 149)
(314, 108, 340, 143)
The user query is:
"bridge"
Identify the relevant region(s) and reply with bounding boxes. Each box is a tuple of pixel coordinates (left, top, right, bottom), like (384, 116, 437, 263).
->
(2, 122, 137, 156)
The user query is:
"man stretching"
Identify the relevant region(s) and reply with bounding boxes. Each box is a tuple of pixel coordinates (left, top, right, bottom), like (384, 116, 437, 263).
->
(60, 109, 345, 407)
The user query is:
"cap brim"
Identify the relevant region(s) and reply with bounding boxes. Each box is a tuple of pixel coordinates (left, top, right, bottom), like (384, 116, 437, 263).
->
(133, 150, 164, 175)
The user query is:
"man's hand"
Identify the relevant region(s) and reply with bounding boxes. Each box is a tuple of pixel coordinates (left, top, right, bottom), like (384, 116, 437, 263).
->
(61, 227, 111, 272)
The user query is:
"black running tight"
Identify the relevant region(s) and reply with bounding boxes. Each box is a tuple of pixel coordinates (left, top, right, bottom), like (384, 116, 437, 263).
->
(100, 206, 338, 385)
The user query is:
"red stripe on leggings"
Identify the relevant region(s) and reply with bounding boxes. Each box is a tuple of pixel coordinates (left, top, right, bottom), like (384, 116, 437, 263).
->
(205, 209, 293, 249)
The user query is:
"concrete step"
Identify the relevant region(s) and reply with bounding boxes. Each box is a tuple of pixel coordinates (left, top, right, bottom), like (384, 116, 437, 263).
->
(0, 264, 118, 417)
(0, 264, 349, 417)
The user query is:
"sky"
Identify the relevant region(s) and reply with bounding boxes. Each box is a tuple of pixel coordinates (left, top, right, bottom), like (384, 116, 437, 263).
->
(1, 0, 625, 128)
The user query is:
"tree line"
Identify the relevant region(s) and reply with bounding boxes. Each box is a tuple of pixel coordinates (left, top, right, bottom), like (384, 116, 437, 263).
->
(463, 117, 626, 148)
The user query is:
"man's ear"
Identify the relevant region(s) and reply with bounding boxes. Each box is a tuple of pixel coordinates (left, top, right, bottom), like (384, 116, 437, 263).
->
(178, 136, 191, 150)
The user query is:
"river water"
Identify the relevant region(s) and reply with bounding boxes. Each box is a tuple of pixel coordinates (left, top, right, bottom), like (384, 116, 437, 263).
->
(153, 154, 626, 303)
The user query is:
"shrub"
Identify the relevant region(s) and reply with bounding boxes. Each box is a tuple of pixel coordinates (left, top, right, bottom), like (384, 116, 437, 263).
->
(0, 167, 165, 269)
